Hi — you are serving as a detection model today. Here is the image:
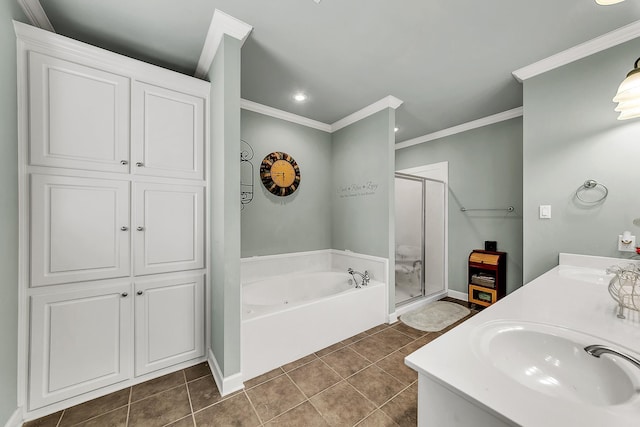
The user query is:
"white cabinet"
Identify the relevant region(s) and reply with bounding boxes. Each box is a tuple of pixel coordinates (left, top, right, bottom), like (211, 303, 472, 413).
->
(30, 174, 131, 286)
(28, 273, 205, 410)
(18, 23, 209, 414)
(29, 282, 132, 409)
(30, 177, 205, 285)
(134, 182, 205, 276)
(134, 274, 204, 375)
(28, 52, 206, 180)
(132, 82, 205, 180)
(28, 52, 130, 173)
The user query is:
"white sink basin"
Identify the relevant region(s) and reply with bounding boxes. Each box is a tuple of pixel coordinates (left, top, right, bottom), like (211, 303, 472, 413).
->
(472, 321, 640, 406)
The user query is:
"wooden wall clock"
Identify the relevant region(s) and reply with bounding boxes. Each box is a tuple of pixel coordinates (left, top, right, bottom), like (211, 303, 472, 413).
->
(260, 151, 301, 197)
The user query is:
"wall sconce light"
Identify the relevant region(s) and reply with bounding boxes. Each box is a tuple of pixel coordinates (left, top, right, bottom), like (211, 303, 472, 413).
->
(596, 0, 625, 5)
(613, 58, 640, 120)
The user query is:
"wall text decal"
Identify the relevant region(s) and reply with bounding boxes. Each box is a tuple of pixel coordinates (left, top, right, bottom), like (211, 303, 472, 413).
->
(337, 181, 379, 198)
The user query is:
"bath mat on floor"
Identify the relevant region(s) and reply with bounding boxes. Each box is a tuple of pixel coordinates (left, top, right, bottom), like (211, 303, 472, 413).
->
(400, 301, 470, 332)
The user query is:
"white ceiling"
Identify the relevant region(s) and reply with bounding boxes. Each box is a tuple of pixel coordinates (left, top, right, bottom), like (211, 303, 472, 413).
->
(29, 1, 640, 142)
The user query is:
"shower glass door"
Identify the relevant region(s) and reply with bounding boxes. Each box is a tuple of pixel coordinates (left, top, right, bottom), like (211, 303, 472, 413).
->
(423, 178, 445, 297)
(395, 175, 424, 305)
(395, 173, 446, 306)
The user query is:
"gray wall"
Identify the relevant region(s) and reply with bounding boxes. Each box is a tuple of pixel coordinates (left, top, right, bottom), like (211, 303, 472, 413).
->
(240, 110, 332, 257)
(1, 8, 26, 425)
(523, 38, 640, 282)
(331, 109, 395, 259)
(396, 118, 524, 295)
(241, 108, 395, 263)
(209, 35, 242, 377)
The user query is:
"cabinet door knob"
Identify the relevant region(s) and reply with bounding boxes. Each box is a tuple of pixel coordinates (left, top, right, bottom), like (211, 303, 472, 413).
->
(120, 160, 129, 165)
(136, 226, 144, 231)
(136, 162, 144, 167)
(120, 226, 128, 231)
(121, 292, 128, 297)
(137, 290, 144, 296)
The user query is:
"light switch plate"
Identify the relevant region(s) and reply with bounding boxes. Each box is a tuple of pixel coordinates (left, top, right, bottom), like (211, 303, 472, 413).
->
(539, 205, 551, 219)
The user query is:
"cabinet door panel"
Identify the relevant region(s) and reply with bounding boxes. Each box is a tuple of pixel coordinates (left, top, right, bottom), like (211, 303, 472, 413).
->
(132, 82, 204, 180)
(31, 175, 131, 286)
(29, 283, 132, 410)
(29, 52, 130, 172)
(135, 274, 204, 375)
(134, 183, 204, 275)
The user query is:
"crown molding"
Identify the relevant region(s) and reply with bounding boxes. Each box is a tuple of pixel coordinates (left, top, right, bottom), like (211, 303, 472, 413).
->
(14, 21, 209, 95)
(395, 107, 523, 150)
(331, 96, 403, 132)
(240, 99, 332, 132)
(512, 19, 640, 82)
(240, 96, 405, 134)
(17, 0, 54, 32)
(15, 2, 251, 79)
(194, 9, 253, 79)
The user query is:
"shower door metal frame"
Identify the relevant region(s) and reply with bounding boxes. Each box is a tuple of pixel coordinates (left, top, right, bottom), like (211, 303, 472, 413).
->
(394, 172, 446, 306)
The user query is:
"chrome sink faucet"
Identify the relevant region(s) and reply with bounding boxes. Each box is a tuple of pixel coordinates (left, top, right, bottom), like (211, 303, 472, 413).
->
(347, 268, 370, 288)
(584, 345, 640, 370)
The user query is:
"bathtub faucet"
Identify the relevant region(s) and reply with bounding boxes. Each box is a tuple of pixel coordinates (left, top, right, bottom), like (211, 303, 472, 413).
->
(347, 268, 370, 288)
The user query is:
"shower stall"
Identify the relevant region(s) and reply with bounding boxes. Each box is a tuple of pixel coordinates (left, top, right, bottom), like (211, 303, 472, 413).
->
(394, 172, 446, 306)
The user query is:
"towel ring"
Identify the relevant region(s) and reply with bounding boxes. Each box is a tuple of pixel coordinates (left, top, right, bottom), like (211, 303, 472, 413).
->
(576, 179, 608, 203)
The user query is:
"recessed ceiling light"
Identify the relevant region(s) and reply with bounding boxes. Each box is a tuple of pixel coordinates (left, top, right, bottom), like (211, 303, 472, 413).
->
(595, 0, 624, 4)
(394, 127, 399, 132)
(293, 93, 307, 102)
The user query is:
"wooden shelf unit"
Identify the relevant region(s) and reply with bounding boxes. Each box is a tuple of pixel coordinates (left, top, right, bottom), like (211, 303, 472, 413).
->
(468, 250, 506, 307)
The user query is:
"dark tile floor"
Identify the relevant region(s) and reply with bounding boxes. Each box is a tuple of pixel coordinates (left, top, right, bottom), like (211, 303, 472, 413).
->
(25, 298, 477, 427)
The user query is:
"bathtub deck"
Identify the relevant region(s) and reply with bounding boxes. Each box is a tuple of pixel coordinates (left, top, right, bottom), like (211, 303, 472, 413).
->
(24, 298, 478, 427)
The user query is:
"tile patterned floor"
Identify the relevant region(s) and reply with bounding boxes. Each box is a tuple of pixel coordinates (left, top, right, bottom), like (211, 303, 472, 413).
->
(25, 298, 477, 427)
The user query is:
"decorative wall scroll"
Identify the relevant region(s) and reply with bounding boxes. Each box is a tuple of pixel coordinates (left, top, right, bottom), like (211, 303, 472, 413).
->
(241, 139, 254, 209)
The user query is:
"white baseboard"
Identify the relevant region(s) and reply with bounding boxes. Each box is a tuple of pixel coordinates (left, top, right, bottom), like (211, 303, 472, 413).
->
(207, 349, 244, 396)
(447, 289, 468, 301)
(4, 407, 22, 427)
(387, 311, 398, 324)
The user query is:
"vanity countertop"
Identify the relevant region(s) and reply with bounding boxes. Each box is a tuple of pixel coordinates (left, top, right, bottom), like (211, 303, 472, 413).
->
(405, 253, 640, 426)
